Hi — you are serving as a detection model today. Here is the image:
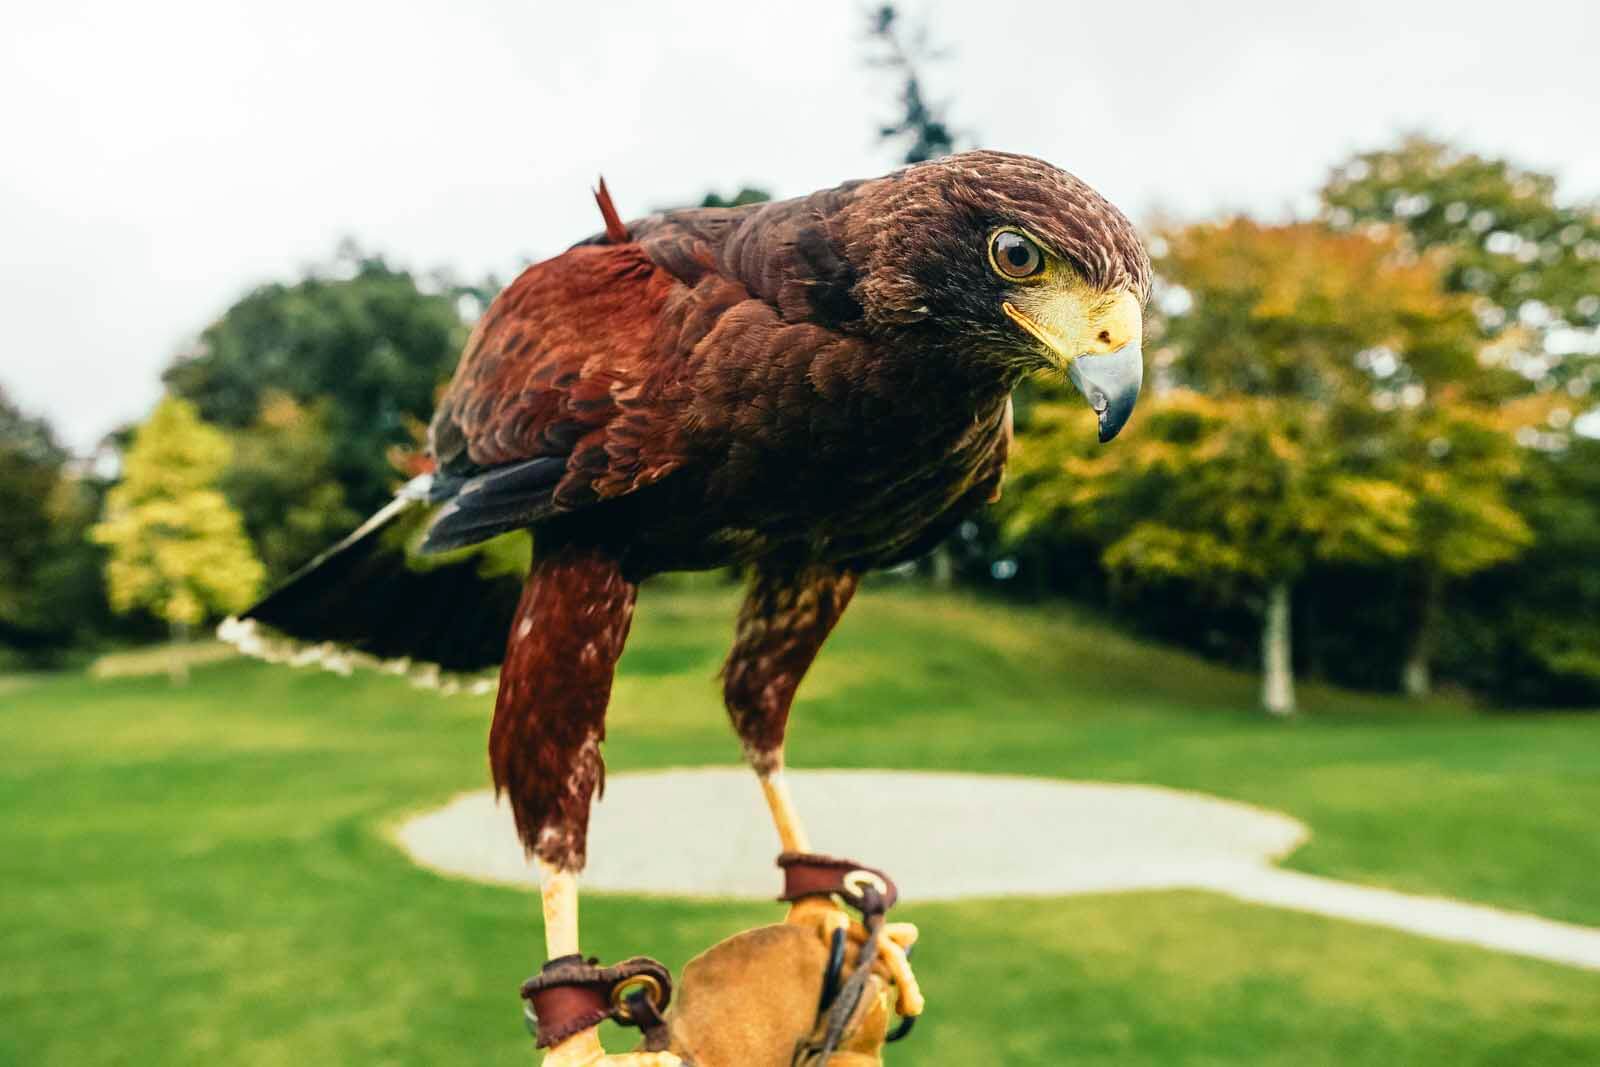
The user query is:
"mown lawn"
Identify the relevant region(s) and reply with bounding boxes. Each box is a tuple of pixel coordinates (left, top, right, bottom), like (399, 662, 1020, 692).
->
(3, 581, 1597, 1065)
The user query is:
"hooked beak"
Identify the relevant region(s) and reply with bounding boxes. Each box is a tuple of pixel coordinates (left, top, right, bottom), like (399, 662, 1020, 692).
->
(1003, 301, 1144, 442)
(1068, 343, 1143, 442)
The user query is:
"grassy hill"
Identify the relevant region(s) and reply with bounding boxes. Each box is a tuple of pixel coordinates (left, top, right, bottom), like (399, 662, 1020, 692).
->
(3, 581, 1597, 1065)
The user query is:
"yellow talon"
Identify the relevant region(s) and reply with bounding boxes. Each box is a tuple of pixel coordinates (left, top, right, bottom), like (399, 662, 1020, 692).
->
(783, 897, 925, 1023)
(541, 1027, 683, 1066)
(873, 937, 924, 1018)
(881, 921, 919, 953)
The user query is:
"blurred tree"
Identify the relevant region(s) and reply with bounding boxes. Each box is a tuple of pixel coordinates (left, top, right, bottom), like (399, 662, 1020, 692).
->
(1324, 137, 1599, 702)
(1163, 219, 1534, 701)
(650, 187, 772, 214)
(163, 241, 477, 514)
(0, 387, 110, 664)
(1385, 397, 1531, 696)
(864, 3, 958, 165)
(0, 389, 65, 642)
(1321, 136, 1600, 388)
(0, 385, 60, 464)
(699, 188, 771, 208)
(218, 393, 361, 583)
(1457, 433, 1600, 703)
(91, 396, 263, 681)
(1007, 392, 1412, 715)
(1005, 220, 1523, 712)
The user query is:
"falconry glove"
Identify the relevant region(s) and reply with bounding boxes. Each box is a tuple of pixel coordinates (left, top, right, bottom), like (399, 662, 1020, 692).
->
(524, 855, 922, 1066)
(664, 917, 906, 1067)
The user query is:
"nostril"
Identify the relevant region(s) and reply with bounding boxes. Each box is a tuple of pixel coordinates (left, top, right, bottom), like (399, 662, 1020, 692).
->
(1098, 330, 1111, 344)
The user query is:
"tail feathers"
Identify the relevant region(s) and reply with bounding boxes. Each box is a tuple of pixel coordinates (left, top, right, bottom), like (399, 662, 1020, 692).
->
(222, 480, 530, 680)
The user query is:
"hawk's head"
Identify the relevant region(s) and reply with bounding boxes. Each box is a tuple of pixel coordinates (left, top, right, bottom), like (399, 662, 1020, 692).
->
(842, 150, 1151, 441)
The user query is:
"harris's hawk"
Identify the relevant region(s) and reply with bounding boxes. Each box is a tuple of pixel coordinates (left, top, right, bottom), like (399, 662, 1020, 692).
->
(225, 150, 1149, 1063)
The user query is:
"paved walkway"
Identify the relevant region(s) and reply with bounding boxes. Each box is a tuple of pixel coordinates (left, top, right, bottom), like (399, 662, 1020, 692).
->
(394, 768, 1600, 972)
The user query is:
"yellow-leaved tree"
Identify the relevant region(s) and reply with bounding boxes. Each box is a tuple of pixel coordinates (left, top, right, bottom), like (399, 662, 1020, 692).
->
(92, 396, 264, 681)
(1004, 220, 1525, 714)
(1007, 391, 1414, 716)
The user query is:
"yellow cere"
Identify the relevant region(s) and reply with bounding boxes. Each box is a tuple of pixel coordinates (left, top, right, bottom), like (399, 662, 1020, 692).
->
(987, 226, 1143, 370)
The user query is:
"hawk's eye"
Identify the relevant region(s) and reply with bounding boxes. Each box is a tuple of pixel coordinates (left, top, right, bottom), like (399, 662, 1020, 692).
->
(990, 229, 1044, 280)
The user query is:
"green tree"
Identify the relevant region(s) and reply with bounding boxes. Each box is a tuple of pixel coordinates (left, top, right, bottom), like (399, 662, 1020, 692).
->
(1007, 390, 1412, 716)
(1323, 136, 1599, 701)
(1164, 219, 1533, 703)
(0, 388, 66, 648)
(864, 3, 959, 165)
(1385, 396, 1531, 696)
(0, 387, 110, 663)
(219, 393, 360, 583)
(1005, 220, 1521, 712)
(699, 188, 772, 208)
(1471, 433, 1600, 702)
(164, 242, 477, 514)
(92, 397, 263, 680)
(1321, 135, 1600, 387)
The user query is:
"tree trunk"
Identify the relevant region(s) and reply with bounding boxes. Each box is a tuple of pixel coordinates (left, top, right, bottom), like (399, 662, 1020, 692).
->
(1402, 570, 1442, 699)
(168, 619, 191, 686)
(1261, 580, 1296, 716)
(928, 545, 953, 588)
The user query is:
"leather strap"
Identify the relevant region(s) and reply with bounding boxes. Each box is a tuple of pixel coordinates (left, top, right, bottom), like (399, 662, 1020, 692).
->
(777, 852, 899, 915)
(520, 954, 673, 1050)
(780, 852, 908, 1065)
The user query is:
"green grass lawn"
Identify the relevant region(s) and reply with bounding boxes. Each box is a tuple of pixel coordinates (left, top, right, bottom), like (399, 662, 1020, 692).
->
(3, 581, 1597, 1065)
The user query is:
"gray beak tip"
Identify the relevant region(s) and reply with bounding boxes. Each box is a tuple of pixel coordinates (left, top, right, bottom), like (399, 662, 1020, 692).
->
(1068, 343, 1143, 444)
(1097, 390, 1138, 442)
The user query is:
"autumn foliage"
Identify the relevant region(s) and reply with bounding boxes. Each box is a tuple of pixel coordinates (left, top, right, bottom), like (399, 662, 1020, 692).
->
(91, 397, 263, 676)
(1004, 219, 1534, 711)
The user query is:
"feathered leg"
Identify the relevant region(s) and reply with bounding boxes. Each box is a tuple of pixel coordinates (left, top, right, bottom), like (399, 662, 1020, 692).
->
(493, 544, 633, 873)
(722, 563, 858, 850)
(722, 564, 923, 1021)
(493, 547, 679, 1065)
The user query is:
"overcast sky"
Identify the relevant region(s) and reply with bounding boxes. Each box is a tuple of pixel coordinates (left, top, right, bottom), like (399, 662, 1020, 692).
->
(4, 0, 1597, 452)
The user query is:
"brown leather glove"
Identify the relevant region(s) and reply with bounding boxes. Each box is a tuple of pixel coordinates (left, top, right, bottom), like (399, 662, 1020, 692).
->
(663, 921, 896, 1067)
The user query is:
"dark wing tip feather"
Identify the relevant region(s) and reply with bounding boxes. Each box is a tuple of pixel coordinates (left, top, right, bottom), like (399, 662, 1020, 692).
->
(232, 491, 524, 675)
(595, 177, 630, 243)
(417, 455, 568, 555)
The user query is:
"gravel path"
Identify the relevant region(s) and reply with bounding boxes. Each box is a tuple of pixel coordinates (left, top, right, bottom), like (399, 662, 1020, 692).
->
(394, 767, 1600, 971)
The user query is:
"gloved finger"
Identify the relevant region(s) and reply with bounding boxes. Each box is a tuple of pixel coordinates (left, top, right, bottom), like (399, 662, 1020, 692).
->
(838, 920, 917, 952)
(831, 920, 923, 1018)
(871, 938, 924, 1018)
(881, 921, 919, 952)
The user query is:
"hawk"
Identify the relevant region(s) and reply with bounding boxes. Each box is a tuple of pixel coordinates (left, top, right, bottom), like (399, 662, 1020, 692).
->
(226, 150, 1148, 1064)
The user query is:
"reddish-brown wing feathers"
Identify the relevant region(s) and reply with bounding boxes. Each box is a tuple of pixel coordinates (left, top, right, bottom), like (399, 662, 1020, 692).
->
(430, 242, 683, 508)
(428, 182, 890, 533)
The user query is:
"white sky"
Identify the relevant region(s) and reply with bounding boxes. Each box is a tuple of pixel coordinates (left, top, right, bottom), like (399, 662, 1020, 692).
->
(3, 0, 1597, 452)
